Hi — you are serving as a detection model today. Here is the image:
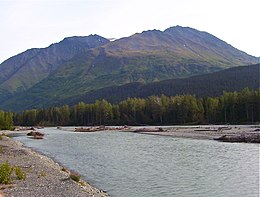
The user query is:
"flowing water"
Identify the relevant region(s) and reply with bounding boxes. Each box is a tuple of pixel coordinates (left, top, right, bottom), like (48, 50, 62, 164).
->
(15, 127, 259, 197)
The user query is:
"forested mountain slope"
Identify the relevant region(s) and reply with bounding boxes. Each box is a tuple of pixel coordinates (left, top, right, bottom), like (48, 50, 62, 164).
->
(0, 26, 258, 111)
(65, 64, 260, 105)
(2, 64, 259, 111)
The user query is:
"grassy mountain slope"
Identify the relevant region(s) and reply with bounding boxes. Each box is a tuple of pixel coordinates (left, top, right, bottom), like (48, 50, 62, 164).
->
(0, 35, 109, 93)
(0, 26, 258, 111)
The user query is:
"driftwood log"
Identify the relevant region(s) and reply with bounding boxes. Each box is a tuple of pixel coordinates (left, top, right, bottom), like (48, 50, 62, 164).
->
(132, 127, 164, 133)
(27, 131, 44, 139)
(214, 133, 260, 143)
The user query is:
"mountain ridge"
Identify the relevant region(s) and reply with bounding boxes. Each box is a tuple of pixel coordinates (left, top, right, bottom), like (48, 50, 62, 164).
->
(0, 26, 258, 111)
(0, 34, 109, 93)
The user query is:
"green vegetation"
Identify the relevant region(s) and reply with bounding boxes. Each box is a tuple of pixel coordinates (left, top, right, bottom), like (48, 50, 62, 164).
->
(13, 88, 259, 126)
(0, 162, 13, 184)
(0, 110, 13, 130)
(70, 172, 81, 182)
(0, 162, 27, 184)
(14, 166, 26, 180)
(68, 64, 260, 105)
(1, 63, 259, 112)
(0, 26, 258, 112)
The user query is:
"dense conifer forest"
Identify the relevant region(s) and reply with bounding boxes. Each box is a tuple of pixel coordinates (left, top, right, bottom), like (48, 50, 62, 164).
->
(9, 88, 259, 127)
(65, 64, 260, 106)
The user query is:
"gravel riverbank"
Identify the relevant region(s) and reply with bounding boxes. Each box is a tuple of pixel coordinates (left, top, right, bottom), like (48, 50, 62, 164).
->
(0, 133, 108, 197)
(0, 125, 258, 196)
(130, 125, 260, 142)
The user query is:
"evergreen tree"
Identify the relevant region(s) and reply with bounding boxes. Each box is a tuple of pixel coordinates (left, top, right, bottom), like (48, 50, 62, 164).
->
(11, 88, 260, 126)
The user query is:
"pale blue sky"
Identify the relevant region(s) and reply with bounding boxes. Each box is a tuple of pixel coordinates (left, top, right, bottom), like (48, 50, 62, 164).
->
(0, 0, 259, 63)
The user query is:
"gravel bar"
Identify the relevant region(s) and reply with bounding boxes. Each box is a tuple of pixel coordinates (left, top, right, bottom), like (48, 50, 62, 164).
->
(0, 134, 108, 197)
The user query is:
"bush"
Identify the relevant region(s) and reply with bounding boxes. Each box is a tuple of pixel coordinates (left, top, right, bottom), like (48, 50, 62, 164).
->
(70, 172, 81, 182)
(0, 162, 13, 184)
(14, 166, 26, 180)
(0, 162, 27, 184)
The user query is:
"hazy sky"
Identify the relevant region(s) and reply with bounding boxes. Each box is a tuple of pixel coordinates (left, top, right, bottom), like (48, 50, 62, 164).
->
(0, 0, 259, 63)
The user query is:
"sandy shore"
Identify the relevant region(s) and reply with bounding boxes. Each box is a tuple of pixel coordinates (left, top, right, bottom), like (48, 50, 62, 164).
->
(0, 133, 108, 197)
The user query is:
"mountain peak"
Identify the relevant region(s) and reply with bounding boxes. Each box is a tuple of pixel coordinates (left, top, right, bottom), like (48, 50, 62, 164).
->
(141, 29, 162, 34)
(164, 25, 203, 35)
(164, 25, 195, 32)
(0, 25, 258, 111)
(60, 34, 109, 46)
(0, 34, 110, 93)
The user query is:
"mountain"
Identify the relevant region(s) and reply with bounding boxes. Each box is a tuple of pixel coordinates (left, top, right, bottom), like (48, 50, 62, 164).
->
(0, 26, 258, 111)
(59, 63, 260, 105)
(2, 64, 259, 111)
(0, 35, 109, 93)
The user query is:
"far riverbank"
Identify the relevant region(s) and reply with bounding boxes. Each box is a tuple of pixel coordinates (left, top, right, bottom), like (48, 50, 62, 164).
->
(70, 125, 260, 143)
(128, 125, 260, 142)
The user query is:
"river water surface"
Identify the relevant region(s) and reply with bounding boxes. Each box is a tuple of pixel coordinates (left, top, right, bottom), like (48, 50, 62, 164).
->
(15, 127, 259, 197)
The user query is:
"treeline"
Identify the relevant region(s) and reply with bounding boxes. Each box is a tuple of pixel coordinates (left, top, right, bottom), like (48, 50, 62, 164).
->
(0, 110, 13, 130)
(13, 88, 259, 126)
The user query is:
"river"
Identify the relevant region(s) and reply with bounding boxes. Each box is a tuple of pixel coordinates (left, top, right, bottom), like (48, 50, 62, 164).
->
(15, 127, 259, 197)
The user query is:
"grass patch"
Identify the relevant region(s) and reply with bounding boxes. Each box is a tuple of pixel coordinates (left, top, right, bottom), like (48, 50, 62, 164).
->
(14, 166, 26, 180)
(69, 172, 81, 182)
(0, 162, 27, 184)
(0, 162, 13, 184)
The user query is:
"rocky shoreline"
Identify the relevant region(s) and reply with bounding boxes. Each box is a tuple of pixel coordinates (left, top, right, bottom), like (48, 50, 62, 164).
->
(0, 133, 108, 197)
(59, 125, 260, 143)
(129, 125, 260, 143)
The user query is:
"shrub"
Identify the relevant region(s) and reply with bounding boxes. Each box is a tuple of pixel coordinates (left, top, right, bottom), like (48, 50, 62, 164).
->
(70, 172, 81, 182)
(0, 162, 13, 184)
(14, 166, 26, 180)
